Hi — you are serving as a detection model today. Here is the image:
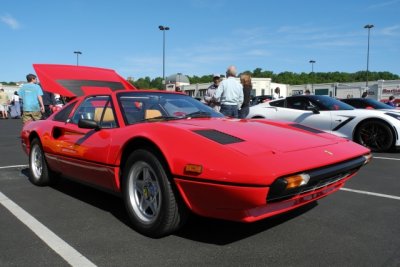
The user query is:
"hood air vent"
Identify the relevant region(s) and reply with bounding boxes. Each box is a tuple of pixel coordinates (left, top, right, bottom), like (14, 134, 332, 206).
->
(290, 123, 324, 134)
(192, 129, 244, 145)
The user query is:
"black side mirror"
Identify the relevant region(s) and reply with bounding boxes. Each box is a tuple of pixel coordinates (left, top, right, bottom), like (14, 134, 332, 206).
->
(306, 106, 320, 114)
(78, 119, 99, 130)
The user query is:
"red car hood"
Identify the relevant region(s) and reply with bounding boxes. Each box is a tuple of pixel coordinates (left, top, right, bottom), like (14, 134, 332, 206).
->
(170, 118, 343, 154)
(33, 64, 135, 97)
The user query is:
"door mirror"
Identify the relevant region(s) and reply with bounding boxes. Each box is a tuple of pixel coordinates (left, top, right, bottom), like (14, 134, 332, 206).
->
(78, 119, 99, 130)
(306, 106, 320, 114)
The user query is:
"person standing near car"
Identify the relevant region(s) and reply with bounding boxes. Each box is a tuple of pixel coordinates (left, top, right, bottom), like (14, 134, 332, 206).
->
(42, 89, 56, 119)
(18, 74, 45, 124)
(214, 65, 243, 118)
(0, 88, 10, 119)
(273, 87, 281, 99)
(386, 95, 397, 107)
(239, 73, 252, 118)
(204, 74, 221, 111)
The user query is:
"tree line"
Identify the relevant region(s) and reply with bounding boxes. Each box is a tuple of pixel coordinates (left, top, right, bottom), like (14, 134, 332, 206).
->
(131, 68, 399, 89)
(2, 68, 398, 89)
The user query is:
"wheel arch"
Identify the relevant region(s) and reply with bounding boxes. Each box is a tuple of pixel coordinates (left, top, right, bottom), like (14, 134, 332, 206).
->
(251, 115, 266, 119)
(119, 137, 172, 187)
(28, 131, 41, 152)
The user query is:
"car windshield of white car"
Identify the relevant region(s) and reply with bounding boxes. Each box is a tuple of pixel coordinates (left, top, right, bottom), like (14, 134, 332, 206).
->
(118, 92, 223, 125)
(310, 96, 354, 111)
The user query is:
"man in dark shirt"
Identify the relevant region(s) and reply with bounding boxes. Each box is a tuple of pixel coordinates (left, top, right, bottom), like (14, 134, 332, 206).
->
(42, 90, 56, 118)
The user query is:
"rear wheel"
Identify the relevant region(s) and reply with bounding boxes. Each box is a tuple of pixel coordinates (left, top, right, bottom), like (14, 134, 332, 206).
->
(355, 120, 394, 152)
(122, 149, 187, 237)
(29, 138, 52, 186)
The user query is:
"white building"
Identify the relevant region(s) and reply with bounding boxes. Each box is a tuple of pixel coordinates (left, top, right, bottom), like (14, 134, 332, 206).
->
(181, 77, 289, 99)
(288, 80, 400, 103)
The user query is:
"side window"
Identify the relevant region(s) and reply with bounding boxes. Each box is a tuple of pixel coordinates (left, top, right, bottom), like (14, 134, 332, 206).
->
(269, 99, 284, 107)
(53, 101, 77, 122)
(287, 98, 305, 110)
(358, 101, 367, 108)
(71, 96, 117, 128)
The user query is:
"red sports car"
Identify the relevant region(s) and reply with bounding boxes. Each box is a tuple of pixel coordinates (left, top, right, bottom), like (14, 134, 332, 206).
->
(21, 64, 371, 237)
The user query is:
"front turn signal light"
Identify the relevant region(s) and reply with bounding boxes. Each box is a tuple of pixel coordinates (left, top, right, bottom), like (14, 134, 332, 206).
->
(184, 164, 203, 174)
(284, 173, 310, 190)
(363, 153, 373, 165)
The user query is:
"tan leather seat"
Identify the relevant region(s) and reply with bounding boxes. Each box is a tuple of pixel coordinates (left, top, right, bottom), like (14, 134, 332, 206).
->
(94, 107, 115, 122)
(145, 109, 162, 119)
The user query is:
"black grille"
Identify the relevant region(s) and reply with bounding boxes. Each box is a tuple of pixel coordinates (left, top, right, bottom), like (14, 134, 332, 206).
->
(192, 129, 244, 145)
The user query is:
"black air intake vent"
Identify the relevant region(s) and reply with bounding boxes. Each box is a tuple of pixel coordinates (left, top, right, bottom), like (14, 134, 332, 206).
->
(290, 123, 324, 134)
(192, 130, 244, 144)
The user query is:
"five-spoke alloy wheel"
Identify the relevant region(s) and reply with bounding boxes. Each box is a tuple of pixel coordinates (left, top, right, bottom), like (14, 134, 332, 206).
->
(122, 149, 187, 237)
(29, 138, 51, 186)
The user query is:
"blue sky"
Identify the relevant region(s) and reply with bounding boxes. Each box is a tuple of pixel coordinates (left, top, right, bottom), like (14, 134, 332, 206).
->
(1, 0, 400, 82)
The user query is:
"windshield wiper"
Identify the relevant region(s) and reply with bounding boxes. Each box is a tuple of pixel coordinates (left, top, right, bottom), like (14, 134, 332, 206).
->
(184, 111, 212, 118)
(139, 116, 179, 122)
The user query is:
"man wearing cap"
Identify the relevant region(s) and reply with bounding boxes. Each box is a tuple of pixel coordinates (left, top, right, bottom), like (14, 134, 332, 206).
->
(204, 74, 221, 111)
(214, 65, 243, 118)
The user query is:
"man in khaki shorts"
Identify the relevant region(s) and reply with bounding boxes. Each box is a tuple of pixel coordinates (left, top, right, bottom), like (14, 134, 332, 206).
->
(0, 88, 10, 119)
(18, 74, 45, 124)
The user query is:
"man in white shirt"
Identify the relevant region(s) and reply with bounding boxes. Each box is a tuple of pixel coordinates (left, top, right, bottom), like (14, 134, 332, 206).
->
(214, 66, 243, 118)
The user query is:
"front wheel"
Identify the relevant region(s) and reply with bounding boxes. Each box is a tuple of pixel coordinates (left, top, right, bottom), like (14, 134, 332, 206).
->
(122, 149, 187, 237)
(355, 120, 394, 152)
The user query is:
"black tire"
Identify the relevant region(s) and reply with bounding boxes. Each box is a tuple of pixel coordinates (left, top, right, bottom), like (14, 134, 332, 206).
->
(29, 138, 52, 186)
(122, 149, 187, 237)
(355, 120, 394, 152)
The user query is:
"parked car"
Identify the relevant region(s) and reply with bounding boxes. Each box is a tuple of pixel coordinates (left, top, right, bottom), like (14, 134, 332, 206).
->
(340, 98, 398, 110)
(248, 95, 400, 152)
(21, 64, 371, 237)
(251, 95, 273, 106)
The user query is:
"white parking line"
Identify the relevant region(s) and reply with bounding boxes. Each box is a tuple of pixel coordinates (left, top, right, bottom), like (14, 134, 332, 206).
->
(340, 188, 400, 200)
(0, 191, 97, 267)
(0, 164, 28, 169)
(373, 156, 400, 161)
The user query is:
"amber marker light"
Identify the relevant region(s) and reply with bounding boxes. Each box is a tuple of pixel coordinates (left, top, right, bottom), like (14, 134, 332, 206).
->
(363, 153, 373, 165)
(284, 173, 310, 190)
(184, 164, 203, 174)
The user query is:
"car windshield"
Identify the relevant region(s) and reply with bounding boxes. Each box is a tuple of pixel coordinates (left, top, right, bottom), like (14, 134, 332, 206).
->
(364, 98, 396, 109)
(118, 91, 224, 124)
(308, 95, 354, 111)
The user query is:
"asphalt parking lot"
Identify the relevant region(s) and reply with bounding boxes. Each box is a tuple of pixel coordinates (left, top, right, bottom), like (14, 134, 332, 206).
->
(1, 118, 399, 267)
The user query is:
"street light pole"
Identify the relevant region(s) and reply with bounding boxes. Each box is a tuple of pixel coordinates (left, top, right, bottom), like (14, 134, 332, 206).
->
(364, 24, 374, 88)
(74, 51, 82, 66)
(309, 60, 316, 93)
(159, 25, 170, 88)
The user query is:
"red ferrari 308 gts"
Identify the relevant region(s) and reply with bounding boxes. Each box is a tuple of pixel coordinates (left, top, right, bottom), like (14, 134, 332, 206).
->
(21, 64, 372, 237)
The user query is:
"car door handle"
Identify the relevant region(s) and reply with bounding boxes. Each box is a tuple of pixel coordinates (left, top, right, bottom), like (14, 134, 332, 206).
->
(335, 119, 342, 122)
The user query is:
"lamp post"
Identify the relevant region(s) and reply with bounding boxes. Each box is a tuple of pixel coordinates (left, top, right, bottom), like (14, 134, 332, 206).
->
(309, 60, 316, 93)
(159, 25, 170, 88)
(364, 24, 374, 88)
(74, 51, 82, 66)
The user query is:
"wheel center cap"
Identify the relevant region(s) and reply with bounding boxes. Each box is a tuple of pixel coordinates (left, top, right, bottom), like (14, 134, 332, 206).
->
(143, 186, 150, 199)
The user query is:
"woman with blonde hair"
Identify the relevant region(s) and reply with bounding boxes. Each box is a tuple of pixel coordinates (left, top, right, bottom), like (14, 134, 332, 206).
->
(239, 73, 252, 118)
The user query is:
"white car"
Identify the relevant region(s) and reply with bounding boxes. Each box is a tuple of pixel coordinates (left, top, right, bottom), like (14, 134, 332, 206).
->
(248, 95, 400, 152)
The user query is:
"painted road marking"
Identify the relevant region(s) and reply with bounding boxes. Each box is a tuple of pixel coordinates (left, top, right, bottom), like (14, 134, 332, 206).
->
(341, 187, 400, 200)
(0, 164, 28, 169)
(0, 191, 97, 267)
(373, 156, 400, 161)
